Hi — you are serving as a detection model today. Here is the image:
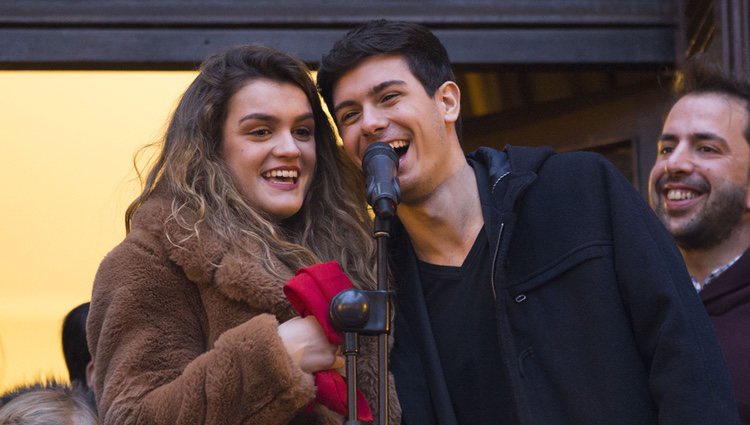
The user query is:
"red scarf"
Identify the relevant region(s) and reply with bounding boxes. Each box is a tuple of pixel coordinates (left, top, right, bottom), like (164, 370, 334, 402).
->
(283, 261, 373, 421)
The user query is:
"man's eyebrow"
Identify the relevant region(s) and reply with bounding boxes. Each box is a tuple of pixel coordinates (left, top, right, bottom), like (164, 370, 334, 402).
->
(659, 132, 729, 146)
(659, 133, 678, 142)
(692, 132, 727, 144)
(333, 100, 355, 116)
(333, 80, 407, 115)
(370, 80, 406, 96)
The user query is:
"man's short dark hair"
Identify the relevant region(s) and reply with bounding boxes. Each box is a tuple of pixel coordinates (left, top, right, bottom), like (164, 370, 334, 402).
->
(62, 302, 91, 387)
(317, 20, 456, 114)
(674, 58, 750, 144)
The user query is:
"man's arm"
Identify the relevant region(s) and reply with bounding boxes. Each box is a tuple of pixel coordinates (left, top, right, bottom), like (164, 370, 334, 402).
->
(604, 158, 740, 424)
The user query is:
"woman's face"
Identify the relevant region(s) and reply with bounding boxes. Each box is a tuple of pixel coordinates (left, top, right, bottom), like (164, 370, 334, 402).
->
(221, 79, 317, 221)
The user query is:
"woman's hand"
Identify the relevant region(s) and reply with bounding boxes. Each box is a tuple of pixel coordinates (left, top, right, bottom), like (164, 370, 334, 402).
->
(278, 316, 344, 373)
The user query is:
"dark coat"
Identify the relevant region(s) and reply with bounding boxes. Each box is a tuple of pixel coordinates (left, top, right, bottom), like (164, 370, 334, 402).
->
(701, 248, 750, 424)
(390, 146, 739, 425)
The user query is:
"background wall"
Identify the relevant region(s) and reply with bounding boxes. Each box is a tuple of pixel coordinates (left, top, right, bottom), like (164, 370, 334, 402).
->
(0, 71, 196, 392)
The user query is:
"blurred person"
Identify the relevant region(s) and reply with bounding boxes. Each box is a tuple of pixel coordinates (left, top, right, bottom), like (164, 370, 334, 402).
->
(0, 386, 99, 425)
(0, 304, 97, 412)
(649, 59, 750, 423)
(61, 302, 96, 411)
(1, 379, 66, 408)
(317, 20, 739, 424)
(87, 44, 399, 425)
(61, 302, 94, 390)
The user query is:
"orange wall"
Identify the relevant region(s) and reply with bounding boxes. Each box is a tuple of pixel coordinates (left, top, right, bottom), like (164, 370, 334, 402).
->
(0, 71, 197, 392)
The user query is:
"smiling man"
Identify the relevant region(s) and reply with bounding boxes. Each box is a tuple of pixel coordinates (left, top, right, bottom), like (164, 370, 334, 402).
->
(649, 61, 750, 423)
(318, 20, 739, 425)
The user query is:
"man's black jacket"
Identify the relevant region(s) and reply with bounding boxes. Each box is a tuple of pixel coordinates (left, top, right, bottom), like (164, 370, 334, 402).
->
(390, 145, 739, 425)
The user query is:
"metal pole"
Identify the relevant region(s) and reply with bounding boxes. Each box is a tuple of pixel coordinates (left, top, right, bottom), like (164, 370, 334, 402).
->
(375, 219, 391, 425)
(342, 332, 362, 425)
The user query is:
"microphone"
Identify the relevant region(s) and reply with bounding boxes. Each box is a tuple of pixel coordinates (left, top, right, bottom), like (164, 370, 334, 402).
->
(363, 142, 401, 219)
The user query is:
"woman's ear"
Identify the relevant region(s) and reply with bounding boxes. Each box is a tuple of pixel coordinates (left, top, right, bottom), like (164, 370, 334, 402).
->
(435, 81, 461, 123)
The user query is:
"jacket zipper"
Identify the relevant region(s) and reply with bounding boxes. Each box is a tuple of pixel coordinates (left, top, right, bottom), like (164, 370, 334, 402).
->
(490, 222, 504, 300)
(488, 169, 529, 424)
(489, 172, 509, 300)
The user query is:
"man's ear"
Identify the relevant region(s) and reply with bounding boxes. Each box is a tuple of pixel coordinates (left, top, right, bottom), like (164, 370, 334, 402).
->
(435, 81, 460, 123)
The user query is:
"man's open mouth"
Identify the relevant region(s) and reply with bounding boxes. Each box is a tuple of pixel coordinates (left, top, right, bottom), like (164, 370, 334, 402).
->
(388, 140, 410, 158)
(665, 189, 699, 201)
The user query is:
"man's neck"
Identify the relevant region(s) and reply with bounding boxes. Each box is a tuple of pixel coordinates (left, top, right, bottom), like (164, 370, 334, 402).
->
(681, 224, 750, 283)
(398, 162, 484, 267)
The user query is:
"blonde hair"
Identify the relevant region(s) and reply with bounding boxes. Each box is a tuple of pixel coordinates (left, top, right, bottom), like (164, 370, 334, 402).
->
(126, 45, 376, 288)
(0, 388, 99, 425)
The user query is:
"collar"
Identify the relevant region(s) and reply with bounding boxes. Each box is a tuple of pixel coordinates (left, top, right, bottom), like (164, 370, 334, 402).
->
(692, 254, 742, 292)
(699, 247, 750, 314)
(131, 190, 295, 316)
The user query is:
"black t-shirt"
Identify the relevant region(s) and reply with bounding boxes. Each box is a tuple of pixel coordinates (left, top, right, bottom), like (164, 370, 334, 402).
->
(416, 228, 513, 424)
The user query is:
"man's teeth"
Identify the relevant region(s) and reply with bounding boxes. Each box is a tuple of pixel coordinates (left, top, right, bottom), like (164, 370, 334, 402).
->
(666, 189, 697, 200)
(263, 169, 298, 179)
(389, 140, 409, 150)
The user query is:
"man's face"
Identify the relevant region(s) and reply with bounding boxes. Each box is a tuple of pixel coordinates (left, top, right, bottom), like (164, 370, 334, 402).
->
(330, 55, 461, 203)
(649, 93, 750, 250)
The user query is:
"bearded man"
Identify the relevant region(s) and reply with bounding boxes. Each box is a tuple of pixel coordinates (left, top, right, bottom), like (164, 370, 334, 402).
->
(649, 61, 750, 423)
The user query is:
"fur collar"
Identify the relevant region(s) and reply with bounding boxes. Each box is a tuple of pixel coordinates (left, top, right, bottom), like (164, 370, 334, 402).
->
(130, 190, 295, 318)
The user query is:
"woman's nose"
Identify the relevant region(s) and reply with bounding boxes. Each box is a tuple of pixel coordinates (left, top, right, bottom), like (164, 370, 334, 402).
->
(272, 132, 302, 158)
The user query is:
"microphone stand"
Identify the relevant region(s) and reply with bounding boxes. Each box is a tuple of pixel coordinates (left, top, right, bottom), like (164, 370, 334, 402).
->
(330, 143, 398, 425)
(341, 331, 361, 425)
(329, 215, 392, 425)
(374, 215, 392, 425)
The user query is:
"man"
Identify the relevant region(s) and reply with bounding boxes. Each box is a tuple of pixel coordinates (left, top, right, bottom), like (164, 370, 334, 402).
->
(62, 302, 97, 410)
(62, 302, 95, 391)
(318, 20, 739, 424)
(649, 61, 750, 423)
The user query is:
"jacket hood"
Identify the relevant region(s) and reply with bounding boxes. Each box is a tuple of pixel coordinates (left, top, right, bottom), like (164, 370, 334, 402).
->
(463, 145, 557, 264)
(469, 145, 556, 186)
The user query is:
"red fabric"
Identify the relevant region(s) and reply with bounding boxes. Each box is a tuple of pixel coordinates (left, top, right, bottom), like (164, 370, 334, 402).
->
(314, 370, 372, 420)
(283, 261, 373, 422)
(284, 261, 349, 345)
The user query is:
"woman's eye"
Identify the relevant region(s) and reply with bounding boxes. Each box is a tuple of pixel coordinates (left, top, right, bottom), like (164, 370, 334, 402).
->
(293, 127, 313, 140)
(249, 128, 271, 137)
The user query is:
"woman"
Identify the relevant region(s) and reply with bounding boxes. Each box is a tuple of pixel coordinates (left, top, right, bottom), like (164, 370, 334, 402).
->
(87, 45, 400, 424)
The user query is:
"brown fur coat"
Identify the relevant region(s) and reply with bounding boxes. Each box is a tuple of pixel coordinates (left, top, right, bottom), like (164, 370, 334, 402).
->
(87, 192, 400, 424)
